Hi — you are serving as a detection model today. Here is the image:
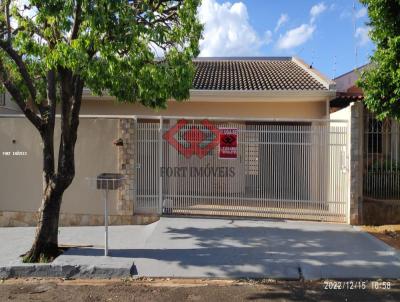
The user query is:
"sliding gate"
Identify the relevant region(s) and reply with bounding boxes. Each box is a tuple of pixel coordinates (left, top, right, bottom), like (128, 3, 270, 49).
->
(135, 118, 349, 223)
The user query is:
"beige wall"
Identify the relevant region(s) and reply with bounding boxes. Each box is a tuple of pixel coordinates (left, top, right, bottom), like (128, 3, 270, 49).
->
(0, 96, 328, 221)
(0, 99, 327, 118)
(0, 117, 120, 215)
(80, 99, 327, 119)
(330, 105, 351, 121)
(0, 107, 19, 114)
(0, 93, 19, 113)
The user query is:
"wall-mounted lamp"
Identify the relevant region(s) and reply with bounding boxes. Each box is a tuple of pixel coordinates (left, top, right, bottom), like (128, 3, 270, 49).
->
(113, 138, 124, 146)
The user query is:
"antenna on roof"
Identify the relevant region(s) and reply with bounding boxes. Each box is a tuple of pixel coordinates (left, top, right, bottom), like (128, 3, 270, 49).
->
(352, 1, 359, 71)
(332, 55, 337, 79)
(310, 48, 315, 69)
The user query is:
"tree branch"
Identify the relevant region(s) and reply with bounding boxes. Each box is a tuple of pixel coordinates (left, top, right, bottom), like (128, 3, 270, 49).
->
(71, 75, 83, 136)
(58, 68, 73, 140)
(39, 69, 57, 183)
(0, 40, 37, 102)
(0, 61, 42, 130)
(5, 0, 11, 41)
(46, 69, 57, 126)
(133, 0, 181, 27)
(56, 69, 82, 189)
(70, 0, 82, 41)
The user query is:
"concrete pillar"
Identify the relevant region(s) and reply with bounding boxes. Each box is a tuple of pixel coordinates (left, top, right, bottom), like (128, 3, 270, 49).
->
(349, 102, 364, 224)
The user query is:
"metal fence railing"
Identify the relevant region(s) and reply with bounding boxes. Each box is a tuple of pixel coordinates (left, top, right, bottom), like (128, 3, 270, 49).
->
(134, 118, 349, 223)
(363, 112, 400, 200)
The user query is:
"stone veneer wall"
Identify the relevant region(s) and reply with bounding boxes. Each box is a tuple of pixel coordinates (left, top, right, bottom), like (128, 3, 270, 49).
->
(0, 211, 159, 227)
(117, 118, 135, 215)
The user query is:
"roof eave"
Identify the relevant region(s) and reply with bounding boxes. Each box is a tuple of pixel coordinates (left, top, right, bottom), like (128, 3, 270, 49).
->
(83, 87, 336, 101)
(189, 89, 336, 100)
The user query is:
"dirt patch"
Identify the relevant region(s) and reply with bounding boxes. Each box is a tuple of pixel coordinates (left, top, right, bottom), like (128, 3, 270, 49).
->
(362, 225, 400, 250)
(0, 278, 399, 302)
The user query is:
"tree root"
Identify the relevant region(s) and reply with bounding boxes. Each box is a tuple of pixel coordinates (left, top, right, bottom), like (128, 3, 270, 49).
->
(22, 243, 63, 263)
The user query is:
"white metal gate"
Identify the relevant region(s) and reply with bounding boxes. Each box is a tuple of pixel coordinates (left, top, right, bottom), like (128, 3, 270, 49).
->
(135, 117, 349, 223)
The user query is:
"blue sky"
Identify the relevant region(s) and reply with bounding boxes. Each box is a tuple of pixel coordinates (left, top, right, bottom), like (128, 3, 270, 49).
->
(198, 0, 374, 79)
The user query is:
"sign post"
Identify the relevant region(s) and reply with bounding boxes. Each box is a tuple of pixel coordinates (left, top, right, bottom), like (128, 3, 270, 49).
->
(103, 188, 109, 256)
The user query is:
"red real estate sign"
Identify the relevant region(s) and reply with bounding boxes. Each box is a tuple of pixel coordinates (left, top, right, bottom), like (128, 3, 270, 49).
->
(219, 128, 238, 159)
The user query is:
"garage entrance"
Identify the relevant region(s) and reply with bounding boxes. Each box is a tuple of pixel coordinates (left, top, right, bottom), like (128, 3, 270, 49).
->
(134, 117, 349, 223)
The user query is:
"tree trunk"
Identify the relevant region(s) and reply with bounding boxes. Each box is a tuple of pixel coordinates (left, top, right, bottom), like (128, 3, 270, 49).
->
(23, 71, 83, 263)
(23, 127, 67, 263)
(23, 182, 64, 263)
(23, 124, 75, 262)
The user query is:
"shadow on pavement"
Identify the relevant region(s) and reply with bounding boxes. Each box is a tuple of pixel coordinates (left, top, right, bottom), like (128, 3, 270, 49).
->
(63, 224, 400, 278)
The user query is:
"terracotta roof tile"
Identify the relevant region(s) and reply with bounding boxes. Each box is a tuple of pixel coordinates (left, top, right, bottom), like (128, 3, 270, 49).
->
(192, 58, 327, 91)
(330, 92, 364, 109)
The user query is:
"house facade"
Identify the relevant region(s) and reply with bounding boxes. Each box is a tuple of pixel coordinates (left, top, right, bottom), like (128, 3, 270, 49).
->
(0, 57, 360, 226)
(80, 57, 334, 118)
(331, 65, 400, 225)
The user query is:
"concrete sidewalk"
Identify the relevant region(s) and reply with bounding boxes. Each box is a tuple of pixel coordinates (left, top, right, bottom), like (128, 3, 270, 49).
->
(0, 217, 399, 279)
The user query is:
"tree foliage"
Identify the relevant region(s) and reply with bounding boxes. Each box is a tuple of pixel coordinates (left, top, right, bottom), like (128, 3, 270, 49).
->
(0, 0, 202, 263)
(358, 0, 400, 120)
(0, 0, 202, 111)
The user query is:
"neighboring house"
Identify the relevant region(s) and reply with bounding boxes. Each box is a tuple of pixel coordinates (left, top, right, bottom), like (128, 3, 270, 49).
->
(330, 65, 400, 225)
(1, 57, 357, 227)
(330, 63, 369, 112)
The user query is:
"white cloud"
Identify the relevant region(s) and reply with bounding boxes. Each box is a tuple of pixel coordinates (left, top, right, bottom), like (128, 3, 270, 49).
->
(276, 3, 326, 50)
(310, 2, 327, 23)
(355, 7, 368, 19)
(198, 0, 270, 56)
(275, 14, 289, 32)
(264, 30, 273, 44)
(276, 24, 315, 50)
(341, 6, 367, 20)
(355, 26, 371, 46)
(340, 10, 351, 19)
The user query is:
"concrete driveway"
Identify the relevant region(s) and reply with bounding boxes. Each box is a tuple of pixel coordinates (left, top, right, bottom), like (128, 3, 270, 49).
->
(62, 217, 400, 279)
(1, 217, 400, 279)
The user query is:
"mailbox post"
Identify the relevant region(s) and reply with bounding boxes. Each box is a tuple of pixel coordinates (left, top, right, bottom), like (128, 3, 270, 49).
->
(94, 173, 125, 256)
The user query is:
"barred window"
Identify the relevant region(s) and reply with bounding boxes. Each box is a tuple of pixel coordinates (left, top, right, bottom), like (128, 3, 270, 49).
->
(367, 118, 383, 154)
